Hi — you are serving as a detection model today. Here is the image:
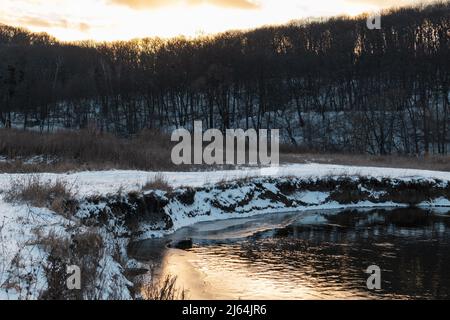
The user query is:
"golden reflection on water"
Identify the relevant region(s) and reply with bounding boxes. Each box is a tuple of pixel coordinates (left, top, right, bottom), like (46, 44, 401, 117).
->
(156, 247, 375, 300)
(137, 208, 450, 300)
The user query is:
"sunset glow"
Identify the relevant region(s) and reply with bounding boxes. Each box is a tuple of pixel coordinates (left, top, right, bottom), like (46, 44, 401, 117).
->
(0, 0, 434, 41)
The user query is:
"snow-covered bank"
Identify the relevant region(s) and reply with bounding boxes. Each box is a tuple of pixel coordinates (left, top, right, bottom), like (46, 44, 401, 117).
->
(76, 173, 450, 240)
(1, 164, 450, 300)
(0, 193, 134, 300)
(1, 163, 450, 196)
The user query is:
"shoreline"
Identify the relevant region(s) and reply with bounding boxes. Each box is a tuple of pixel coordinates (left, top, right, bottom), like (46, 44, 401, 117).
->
(1, 164, 450, 299)
(134, 206, 450, 300)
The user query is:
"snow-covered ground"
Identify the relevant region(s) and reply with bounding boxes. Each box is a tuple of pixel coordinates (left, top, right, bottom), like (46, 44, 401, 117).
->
(0, 194, 133, 300)
(0, 201, 68, 299)
(1, 163, 449, 197)
(1, 163, 449, 300)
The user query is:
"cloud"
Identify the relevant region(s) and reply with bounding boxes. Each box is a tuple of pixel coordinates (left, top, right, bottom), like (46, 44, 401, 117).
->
(345, 0, 423, 8)
(189, 0, 259, 9)
(79, 22, 90, 32)
(17, 16, 60, 28)
(110, 0, 260, 10)
(13, 15, 91, 32)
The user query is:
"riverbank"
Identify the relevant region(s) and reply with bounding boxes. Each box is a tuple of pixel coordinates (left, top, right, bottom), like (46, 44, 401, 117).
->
(1, 164, 450, 299)
(133, 207, 450, 300)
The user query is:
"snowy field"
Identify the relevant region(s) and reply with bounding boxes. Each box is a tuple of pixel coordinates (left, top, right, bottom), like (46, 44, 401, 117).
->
(1, 163, 450, 197)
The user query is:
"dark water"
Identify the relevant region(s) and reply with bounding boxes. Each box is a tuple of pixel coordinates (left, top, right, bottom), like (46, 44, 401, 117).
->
(131, 207, 450, 300)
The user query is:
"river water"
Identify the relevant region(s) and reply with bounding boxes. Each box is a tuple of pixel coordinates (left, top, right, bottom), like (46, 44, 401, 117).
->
(130, 207, 450, 300)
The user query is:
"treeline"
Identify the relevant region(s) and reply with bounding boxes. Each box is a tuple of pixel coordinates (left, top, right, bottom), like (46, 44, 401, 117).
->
(0, 2, 449, 155)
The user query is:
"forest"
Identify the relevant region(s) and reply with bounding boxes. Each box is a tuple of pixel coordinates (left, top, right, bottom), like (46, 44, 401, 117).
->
(0, 2, 449, 155)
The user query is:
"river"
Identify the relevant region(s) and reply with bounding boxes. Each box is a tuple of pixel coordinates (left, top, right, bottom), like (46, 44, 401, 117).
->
(130, 207, 450, 300)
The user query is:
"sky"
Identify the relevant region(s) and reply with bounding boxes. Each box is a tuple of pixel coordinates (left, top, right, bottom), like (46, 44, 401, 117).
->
(0, 0, 433, 41)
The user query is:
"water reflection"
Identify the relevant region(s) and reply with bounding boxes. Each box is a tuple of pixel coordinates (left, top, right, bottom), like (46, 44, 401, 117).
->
(130, 207, 450, 300)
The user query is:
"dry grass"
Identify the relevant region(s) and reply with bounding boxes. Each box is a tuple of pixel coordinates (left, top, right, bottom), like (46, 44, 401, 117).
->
(280, 152, 450, 172)
(141, 274, 187, 300)
(142, 173, 173, 192)
(0, 160, 116, 173)
(215, 174, 255, 188)
(36, 229, 105, 300)
(1, 128, 449, 173)
(30, 229, 71, 256)
(0, 128, 179, 172)
(4, 176, 78, 217)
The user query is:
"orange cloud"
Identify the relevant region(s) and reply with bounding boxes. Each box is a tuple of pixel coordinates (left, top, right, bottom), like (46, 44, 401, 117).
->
(345, 0, 424, 8)
(9, 15, 91, 32)
(110, 0, 260, 10)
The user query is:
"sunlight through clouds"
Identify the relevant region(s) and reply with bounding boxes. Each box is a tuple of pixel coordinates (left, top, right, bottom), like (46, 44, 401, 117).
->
(109, 0, 261, 10)
(0, 0, 433, 41)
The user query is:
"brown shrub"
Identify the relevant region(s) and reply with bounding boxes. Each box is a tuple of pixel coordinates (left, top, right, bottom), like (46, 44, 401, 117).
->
(142, 173, 173, 192)
(37, 229, 105, 300)
(72, 231, 104, 259)
(2, 128, 449, 173)
(0, 128, 181, 172)
(140, 274, 187, 300)
(5, 176, 78, 217)
(280, 152, 450, 172)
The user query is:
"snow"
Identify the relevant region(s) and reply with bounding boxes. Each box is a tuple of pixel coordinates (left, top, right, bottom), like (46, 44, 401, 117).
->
(0, 194, 132, 300)
(418, 197, 450, 208)
(1, 163, 449, 299)
(0, 196, 71, 299)
(144, 194, 417, 240)
(294, 212, 328, 225)
(1, 163, 449, 197)
(295, 191, 329, 205)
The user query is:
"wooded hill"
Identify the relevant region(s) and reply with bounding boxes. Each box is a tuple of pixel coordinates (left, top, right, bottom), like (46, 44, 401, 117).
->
(0, 2, 449, 155)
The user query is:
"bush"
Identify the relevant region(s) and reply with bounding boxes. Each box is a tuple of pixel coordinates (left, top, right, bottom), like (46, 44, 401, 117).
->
(0, 128, 179, 172)
(5, 176, 78, 217)
(140, 274, 187, 300)
(36, 229, 105, 300)
(142, 173, 173, 192)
